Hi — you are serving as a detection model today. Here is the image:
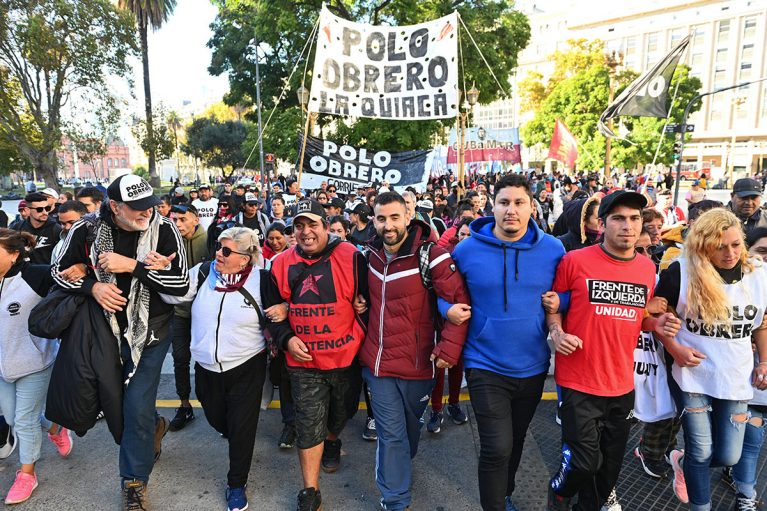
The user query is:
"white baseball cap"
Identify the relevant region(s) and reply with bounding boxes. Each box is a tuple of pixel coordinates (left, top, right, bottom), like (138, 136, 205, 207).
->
(107, 174, 161, 211)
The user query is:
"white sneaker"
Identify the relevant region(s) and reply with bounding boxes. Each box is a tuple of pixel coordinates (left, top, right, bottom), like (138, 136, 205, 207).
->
(600, 488, 622, 511)
(0, 425, 17, 459)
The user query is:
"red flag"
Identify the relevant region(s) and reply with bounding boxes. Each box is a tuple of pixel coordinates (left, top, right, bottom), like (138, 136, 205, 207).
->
(548, 119, 579, 169)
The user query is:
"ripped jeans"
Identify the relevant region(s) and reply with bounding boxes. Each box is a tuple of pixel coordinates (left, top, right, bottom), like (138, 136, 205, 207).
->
(677, 392, 749, 510)
(731, 405, 767, 499)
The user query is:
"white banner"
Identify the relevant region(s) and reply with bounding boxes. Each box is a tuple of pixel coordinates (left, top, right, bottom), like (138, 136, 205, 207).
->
(308, 6, 459, 120)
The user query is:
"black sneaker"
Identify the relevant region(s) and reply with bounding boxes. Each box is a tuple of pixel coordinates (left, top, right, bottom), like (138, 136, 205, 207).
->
(122, 479, 148, 511)
(633, 446, 668, 479)
(169, 406, 195, 432)
(153, 415, 170, 462)
(447, 403, 468, 425)
(427, 410, 443, 433)
(296, 487, 322, 511)
(321, 438, 341, 473)
(723, 467, 737, 492)
(733, 493, 760, 511)
(547, 486, 571, 511)
(0, 424, 17, 460)
(362, 417, 377, 441)
(279, 424, 296, 449)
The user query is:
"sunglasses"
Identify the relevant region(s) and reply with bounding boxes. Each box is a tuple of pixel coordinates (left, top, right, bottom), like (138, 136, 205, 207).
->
(327, 188, 336, 193)
(32, 205, 53, 213)
(215, 242, 249, 258)
(635, 245, 658, 255)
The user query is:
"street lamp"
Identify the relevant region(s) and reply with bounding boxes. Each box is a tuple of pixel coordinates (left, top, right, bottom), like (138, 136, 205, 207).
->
(457, 83, 480, 199)
(604, 50, 624, 176)
(296, 83, 319, 189)
(728, 95, 747, 185)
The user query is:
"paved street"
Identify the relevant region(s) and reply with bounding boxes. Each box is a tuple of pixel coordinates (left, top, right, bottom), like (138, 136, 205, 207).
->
(1, 358, 764, 510)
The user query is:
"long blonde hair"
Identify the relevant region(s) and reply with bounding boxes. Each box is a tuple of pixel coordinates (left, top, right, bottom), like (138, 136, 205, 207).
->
(684, 208, 752, 325)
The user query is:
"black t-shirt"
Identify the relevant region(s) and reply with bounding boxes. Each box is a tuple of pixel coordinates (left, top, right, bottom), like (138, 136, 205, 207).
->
(241, 214, 265, 243)
(655, 260, 744, 309)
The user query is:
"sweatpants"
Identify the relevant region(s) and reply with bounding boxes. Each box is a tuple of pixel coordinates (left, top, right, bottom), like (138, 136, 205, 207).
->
(550, 387, 634, 511)
(195, 351, 267, 488)
(362, 367, 434, 511)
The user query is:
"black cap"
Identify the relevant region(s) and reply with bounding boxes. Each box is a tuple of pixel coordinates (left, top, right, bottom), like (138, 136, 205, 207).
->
(350, 203, 372, 218)
(106, 174, 161, 211)
(293, 199, 327, 223)
(597, 190, 647, 218)
(563, 175, 574, 185)
(732, 178, 762, 198)
(322, 197, 345, 210)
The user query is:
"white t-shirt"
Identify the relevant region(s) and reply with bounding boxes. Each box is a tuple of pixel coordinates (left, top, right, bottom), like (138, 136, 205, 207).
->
(673, 258, 767, 401)
(192, 198, 219, 230)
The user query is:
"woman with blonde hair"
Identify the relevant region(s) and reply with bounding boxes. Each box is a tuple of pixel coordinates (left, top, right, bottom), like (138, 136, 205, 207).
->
(162, 226, 285, 511)
(653, 209, 767, 511)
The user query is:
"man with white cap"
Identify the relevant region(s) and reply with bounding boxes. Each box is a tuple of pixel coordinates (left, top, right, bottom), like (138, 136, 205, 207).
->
(235, 192, 270, 244)
(192, 184, 219, 230)
(51, 173, 189, 511)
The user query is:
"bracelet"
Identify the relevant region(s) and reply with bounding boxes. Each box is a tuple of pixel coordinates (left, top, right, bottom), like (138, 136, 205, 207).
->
(758, 362, 767, 367)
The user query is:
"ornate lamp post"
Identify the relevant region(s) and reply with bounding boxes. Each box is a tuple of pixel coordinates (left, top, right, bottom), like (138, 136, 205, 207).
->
(457, 83, 480, 199)
(297, 84, 318, 189)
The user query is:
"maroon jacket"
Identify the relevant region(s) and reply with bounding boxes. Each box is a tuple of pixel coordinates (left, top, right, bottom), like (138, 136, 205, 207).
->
(360, 220, 470, 380)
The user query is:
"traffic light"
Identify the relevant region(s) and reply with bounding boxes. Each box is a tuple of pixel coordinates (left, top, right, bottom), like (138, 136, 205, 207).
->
(672, 140, 683, 160)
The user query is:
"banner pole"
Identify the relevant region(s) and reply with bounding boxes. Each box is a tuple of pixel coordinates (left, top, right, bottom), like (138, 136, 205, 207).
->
(297, 112, 313, 190)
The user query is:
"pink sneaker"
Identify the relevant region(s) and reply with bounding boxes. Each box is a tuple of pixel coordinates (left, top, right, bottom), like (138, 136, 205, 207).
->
(5, 470, 38, 504)
(48, 427, 73, 457)
(669, 449, 688, 503)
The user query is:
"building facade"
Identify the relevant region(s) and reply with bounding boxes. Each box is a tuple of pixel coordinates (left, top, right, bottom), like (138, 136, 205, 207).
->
(475, 0, 767, 179)
(57, 136, 132, 181)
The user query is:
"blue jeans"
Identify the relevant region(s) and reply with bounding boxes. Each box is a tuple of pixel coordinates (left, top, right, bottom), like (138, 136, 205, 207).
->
(0, 366, 53, 465)
(677, 392, 749, 510)
(362, 367, 434, 511)
(731, 405, 767, 499)
(119, 333, 172, 483)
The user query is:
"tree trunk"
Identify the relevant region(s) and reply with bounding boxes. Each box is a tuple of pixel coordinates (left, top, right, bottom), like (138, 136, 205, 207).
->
(139, 17, 159, 188)
(35, 149, 59, 191)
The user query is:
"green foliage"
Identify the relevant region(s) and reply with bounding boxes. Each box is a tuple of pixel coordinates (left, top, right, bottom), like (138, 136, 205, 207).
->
(521, 40, 703, 170)
(208, 0, 531, 159)
(0, 0, 137, 188)
(133, 165, 149, 179)
(132, 106, 176, 163)
(182, 117, 250, 178)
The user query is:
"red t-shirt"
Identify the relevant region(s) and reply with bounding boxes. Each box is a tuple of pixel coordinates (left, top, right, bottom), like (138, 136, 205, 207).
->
(553, 245, 656, 397)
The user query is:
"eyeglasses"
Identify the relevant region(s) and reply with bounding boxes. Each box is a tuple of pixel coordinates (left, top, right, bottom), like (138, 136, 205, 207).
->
(327, 188, 336, 193)
(32, 205, 53, 213)
(635, 245, 658, 255)
(215, 242, 249, 258)
(219, 204, 229, 209)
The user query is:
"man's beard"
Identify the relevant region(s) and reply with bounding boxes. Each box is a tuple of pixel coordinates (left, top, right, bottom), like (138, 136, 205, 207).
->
(115, 213, 149, 232)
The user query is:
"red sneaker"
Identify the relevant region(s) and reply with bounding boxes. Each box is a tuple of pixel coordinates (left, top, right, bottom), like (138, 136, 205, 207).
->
(669, 449, 689, 503)
(48, 427, 74, 457)
(5, 470, 38, 504)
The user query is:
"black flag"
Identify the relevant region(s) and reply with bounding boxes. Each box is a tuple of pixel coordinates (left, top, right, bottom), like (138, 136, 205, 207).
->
(599, 35, 691, 138)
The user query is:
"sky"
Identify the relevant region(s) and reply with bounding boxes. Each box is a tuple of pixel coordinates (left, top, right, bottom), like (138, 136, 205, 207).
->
(128, 0, 229, 113)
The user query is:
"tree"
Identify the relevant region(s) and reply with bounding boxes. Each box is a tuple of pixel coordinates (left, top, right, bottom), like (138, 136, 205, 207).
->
(132, 107, 175, 169)
(182, 117, 249, 179)
(167, 110, 182, 174)
(208, 0, 531, 163)
(0, 0, 137, 189)
(521, 41, 702, 170)
(118, 0, 177, 188)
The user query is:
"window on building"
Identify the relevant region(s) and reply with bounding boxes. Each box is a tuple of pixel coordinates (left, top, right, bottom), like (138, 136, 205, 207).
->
(710, 96, 723, 122)
(714, 69, 727, 89)
(715, 48, 727, 66)
(647, 32, 659, 53)
(670, 28, 684, 46)
(761, 84, 767, 119)
(690, 52, 703, 70)
(692, 25, 705, 47)
(121, 158, 126, 167)
(718, 19, 730, 44)
(625, 36, 636, 55)
(743, 16, 757, 41)
(107, 158, 112, 167)
(741, 43, 754, 61)
(740, 63, 752, 82)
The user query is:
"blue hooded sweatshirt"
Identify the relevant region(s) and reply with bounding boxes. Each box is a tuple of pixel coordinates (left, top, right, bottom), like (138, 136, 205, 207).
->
(446, 216, 566, 378)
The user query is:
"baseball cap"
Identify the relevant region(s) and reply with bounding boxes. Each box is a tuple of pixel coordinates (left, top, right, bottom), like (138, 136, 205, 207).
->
(18, 200, 27, 210)
(416, 199, 434, 211)
(563, 175, 574, 185)
(199, 184, 211, 190)
(732, 178, 762, 198)
(293, 199, 327, 223)
(174, 187, 184, 195)
(106, 174, 161, 211)
(244, 192, 261, 205)
(322, 197, 345, 210)
(350, 203, 372, 218)
(41, 187, 59, 199)
(692, 179, 700, 186)
(170, 203, 198, 216)
(597, 190, 647, 219)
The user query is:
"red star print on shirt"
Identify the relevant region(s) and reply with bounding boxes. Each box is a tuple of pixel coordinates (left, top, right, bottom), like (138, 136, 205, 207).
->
(299, 274, 323, 297)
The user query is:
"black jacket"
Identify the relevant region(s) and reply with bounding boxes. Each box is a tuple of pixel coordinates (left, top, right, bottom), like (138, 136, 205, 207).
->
(556, 196, 601, 253)
(29, 290, 123, 443)
(15, 218, 62, 264)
